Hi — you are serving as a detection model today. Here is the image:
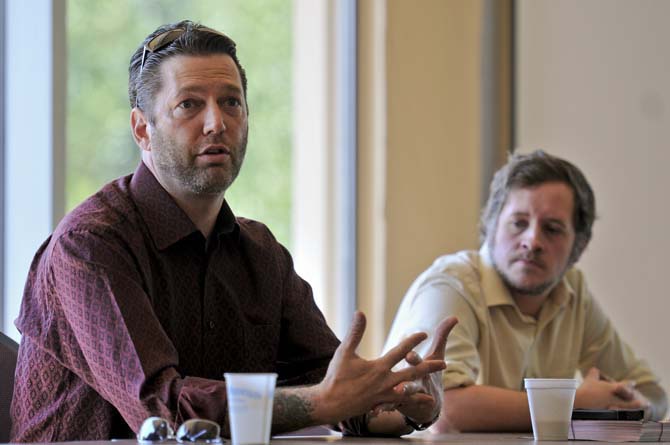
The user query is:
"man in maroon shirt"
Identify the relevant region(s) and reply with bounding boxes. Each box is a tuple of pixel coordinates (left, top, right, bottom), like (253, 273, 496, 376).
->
(10, 20, 456, 441)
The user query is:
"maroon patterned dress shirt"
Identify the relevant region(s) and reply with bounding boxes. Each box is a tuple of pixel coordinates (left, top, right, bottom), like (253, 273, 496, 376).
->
(10, 162, 340, 441)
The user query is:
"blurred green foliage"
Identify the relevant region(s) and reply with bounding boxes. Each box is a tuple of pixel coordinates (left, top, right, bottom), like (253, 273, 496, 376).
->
(66, 0, 293, 246)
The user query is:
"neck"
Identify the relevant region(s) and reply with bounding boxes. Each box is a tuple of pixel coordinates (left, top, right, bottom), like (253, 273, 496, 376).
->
(143, 157, 224, 239)
(512, 293, 548, 319)
(170, 190, 224, 239)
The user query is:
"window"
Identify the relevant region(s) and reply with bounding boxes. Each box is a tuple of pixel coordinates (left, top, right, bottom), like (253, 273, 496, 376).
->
(3, 0, 65, 340)
(3, 0, 355, 340)
(67, 0, 293, 245)
(0, 0, 5, 333)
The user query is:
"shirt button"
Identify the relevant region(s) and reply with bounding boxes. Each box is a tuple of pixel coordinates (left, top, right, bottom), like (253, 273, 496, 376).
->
(209, 321, 216, 329)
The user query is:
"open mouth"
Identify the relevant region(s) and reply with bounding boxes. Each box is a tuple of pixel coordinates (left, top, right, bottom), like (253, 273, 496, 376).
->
(197, 144, 232, 162)
(515, 257, 544, 269)
(196, 148, 232, 167)
(200, 146, 230, 156)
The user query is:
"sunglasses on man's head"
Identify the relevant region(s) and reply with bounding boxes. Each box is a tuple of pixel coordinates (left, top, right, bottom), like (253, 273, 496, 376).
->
(137, 416, 224, 444)
(138, 26, 231, 74)
(135, 25, 233, 109)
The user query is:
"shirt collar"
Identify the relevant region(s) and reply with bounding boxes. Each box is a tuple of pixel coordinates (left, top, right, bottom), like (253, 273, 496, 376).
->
(130, 162, 238, 250)
(478, 244, 575, 309)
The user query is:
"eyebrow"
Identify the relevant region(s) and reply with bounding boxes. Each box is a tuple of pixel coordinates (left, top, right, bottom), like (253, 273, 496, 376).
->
(175, 84, 243, 97)
(509, 212, 568, 227)
(544, 219, 568, 227)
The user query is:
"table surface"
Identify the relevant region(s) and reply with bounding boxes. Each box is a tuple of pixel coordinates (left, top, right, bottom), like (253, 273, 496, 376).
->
(0, 432, 622, 445)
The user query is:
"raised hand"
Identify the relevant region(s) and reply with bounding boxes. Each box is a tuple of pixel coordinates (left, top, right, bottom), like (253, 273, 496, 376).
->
(390, 317, 458, 424)
(313, 312, 450, 425)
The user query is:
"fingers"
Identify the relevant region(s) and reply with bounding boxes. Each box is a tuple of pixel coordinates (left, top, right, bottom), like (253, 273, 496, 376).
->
(384, 316, 458, 368)
(372, 387, 436, 414)
(608, 398, 648, 410)
(613, 383, 635, 401)
(613, 382, 636, 401)
(425, 316, 458, 361)
(394, 391, 438, 423)
(371, 402, 396, 415)
(394, 381, 423, 397)
(381, 332, 428, 368)
(584, 367, 601, 381)
(405, 350, 422, 366)
(392, 359, 446, 384)
(340, 311, 366, 355)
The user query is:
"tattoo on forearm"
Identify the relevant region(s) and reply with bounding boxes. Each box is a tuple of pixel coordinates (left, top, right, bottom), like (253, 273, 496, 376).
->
(272, 389, 315, 433)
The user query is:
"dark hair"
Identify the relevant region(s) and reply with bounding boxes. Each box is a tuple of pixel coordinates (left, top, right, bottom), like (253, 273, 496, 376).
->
(128, 20, 248, 120)
(480, 150, 596, 264)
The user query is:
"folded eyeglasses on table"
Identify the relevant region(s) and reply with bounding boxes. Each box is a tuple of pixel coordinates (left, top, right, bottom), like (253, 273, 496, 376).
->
(137, 416, 224, 444)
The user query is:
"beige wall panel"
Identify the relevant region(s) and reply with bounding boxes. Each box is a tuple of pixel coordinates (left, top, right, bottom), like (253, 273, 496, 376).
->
(383, 0, 482, 339)
(357, 0, 389, 356)
(517, 0, 670, 397)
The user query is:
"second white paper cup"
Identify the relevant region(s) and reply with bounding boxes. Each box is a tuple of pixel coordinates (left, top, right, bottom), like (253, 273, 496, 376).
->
(225, 373, 277, 445)
(524, 378, 578, 441)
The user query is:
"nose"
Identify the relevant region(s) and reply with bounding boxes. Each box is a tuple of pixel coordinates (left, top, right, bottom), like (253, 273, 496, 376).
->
(203, 102, 227, 135)
(521, 222, 543, 252)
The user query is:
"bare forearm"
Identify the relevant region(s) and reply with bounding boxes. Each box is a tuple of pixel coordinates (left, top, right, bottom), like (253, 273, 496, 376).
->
(271, 386, 414, 437)
(268, 314, 456, 436)
(271, 386, 320, 434)
(637, 382, 669, 421)
(434, 386, 531, 433)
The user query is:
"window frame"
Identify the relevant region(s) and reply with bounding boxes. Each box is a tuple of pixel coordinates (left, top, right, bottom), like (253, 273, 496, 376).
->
(2, 0, 357, 341)
(291, 0, 357, 338)
(2, 0, 66, 340)
(0, 0, 6, 333)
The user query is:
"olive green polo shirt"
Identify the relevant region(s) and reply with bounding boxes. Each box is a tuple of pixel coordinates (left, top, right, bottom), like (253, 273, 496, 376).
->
(385, 247, 659, 391)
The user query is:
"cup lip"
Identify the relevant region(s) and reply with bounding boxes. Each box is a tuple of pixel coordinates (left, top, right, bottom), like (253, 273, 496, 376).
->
(524, 378, 579, 389)
(224, 372, 278, 378)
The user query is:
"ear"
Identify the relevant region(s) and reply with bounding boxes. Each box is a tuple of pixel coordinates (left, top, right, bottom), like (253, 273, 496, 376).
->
(130, 108, 152, 152)
(569, 237, 589, 266)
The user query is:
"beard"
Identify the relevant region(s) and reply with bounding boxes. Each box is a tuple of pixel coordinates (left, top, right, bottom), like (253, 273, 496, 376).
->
(495, 265, 561, 298)
(491, 249, 567, 298)
(150, 126, 248, 195)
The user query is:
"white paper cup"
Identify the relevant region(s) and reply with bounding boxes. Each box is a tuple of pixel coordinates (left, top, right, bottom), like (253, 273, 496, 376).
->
(524, 378, 578, 441)
(224, 373, 277, 445)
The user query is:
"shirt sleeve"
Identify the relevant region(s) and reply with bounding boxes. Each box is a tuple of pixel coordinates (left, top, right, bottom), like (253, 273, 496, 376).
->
(578, 280, 659, 387)
(42, 230, 230, 433)
(275, 242, 340, 386)
(384, 270, 483, 390)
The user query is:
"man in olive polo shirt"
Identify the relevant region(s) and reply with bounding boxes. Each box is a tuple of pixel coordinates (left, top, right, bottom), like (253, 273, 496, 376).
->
(385, 150, 667, 432)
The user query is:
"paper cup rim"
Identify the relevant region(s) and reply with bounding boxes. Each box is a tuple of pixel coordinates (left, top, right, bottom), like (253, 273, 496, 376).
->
(524, 378, 578, 389)
(224, 372, 278, 378)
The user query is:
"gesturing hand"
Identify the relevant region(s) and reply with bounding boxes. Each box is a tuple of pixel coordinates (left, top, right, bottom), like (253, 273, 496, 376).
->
(389, 317, 458, 425)
(314, 312, 452, 425)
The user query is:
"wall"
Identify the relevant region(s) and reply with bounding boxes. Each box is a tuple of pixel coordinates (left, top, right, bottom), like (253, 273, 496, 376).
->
(516, 0, 670, 397)
(358, 0, 484, 356)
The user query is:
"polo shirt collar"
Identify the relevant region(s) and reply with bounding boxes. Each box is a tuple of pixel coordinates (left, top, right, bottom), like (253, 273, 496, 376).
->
(130, 162, 238, 250)
(478, 244, 575, 310)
